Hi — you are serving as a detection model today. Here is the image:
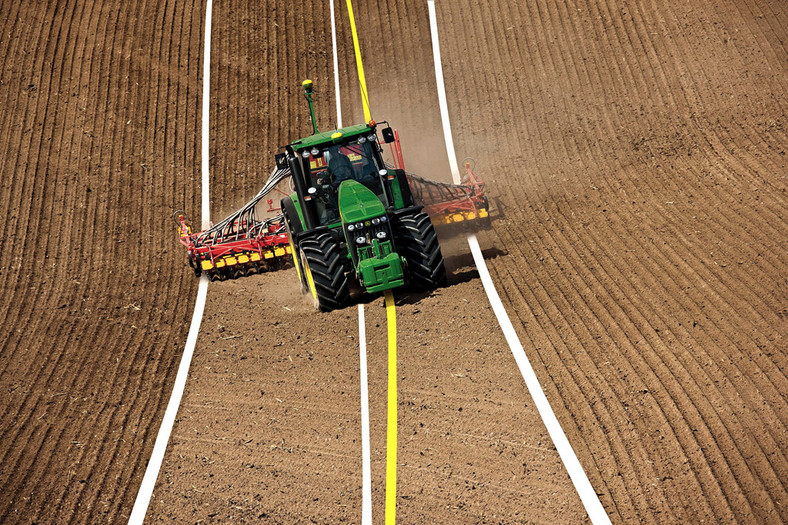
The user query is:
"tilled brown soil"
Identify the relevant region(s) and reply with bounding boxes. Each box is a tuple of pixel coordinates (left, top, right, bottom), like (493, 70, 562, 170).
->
(145, 0, 586, 522)
(0, 0, 204, 522)
(415, 0, 788, 522)
(150, 0, 787, 523)
(2, 0, 786, 523)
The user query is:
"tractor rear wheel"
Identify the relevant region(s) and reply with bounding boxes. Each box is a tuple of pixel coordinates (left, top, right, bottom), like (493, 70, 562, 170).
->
(396, 211, 447, 291)
(282, 196, 308, 293)
(299, 232, 351, 311)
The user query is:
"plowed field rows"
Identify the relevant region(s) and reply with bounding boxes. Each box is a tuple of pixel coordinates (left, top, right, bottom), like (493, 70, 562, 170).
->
(1, 0, 786, 523)
(413, 0, 787, 522)
(0, 0, 203, 522)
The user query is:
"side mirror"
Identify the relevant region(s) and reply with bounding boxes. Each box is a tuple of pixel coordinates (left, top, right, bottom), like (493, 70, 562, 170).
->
(382, 127, 395, 144)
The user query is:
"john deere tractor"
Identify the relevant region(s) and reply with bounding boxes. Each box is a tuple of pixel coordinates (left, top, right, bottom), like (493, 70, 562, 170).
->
(278, 80, 446, 311)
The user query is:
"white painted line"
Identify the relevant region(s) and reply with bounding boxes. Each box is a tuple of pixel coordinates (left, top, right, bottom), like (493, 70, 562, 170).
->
(427, 1, 460, 184)
(128, 277, 208, 524)
(201, 0, 212, 229)
(357, 305, 373, 525)
(427, 2, 610, 523)
(329, 0, 342, 130)
(128, 1, 213, 522)
(329, 3, 372, 521)
(466, 235, 610, 523)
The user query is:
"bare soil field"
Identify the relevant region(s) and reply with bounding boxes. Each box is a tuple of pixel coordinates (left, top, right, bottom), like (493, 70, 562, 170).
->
(405, 0, 788, 522)
(1, 0, 786, 523)
(0, 0, 204, 522)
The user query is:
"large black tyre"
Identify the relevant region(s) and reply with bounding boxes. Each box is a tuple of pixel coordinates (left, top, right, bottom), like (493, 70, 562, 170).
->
(281, 197, 303, 235)
(299, 232, 351, 312)
(395, 211, 447, 291)
(281, 196, 308, 293)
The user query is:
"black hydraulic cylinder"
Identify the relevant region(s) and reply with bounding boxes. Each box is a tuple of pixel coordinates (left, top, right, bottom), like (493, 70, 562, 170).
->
(286, 146, 318, 230)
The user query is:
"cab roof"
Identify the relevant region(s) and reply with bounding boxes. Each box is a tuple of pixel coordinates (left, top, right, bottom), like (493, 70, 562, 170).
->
(290, 123, 371, 150)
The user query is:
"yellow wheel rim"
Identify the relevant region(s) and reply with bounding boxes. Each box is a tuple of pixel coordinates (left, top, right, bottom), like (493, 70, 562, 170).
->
(289, 237, 303, 286)
(301, 250, 319, 304)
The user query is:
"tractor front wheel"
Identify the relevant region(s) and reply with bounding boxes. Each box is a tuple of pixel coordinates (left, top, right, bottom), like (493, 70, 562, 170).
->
(396, 211, 447, 291)
(298, 232, 351, 311)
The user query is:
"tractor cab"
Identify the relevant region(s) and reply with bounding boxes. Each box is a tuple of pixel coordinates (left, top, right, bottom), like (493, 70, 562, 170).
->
(292, 125, 390, 226)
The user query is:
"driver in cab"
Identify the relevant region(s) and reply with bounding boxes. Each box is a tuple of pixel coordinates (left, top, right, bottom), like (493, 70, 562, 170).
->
(327, 153, 355, 186)
(328, 152, 377, 187)
(312, 152, 354, 224)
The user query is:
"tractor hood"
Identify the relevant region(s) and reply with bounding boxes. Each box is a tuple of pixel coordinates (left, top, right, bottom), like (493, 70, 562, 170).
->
(338, 180, 385, 223)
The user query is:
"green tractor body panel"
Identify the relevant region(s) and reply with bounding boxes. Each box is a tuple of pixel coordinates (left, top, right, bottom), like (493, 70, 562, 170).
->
(292, 124, 371, 151)
(281, 86, 437, 306)
(288, 192, 341, 231)
(338, 180, 404, 292)
(290, 180, 406, 294)
(338, 180, 386, 222)
(289, 192, 305, 228)
(388, 174, 406, 209)
(358, 240, 404, 293)
(291, 175, 404, 229)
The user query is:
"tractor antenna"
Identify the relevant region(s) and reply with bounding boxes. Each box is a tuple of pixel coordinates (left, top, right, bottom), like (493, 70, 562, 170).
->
(302, 79, 318, 135)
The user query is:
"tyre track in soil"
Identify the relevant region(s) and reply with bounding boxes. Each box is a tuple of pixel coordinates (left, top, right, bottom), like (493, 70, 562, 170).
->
(0, 0, 204, 522)
(425, 0, 786, 523)
(144, 0, 785, 522)
(167, 0, 787, 521)
(580, 3, 788, 516)
(1, 0, 784, 523)
(146, 0, 586, 523)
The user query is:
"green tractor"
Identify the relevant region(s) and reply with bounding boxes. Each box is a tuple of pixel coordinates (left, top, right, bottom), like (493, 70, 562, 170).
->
(277, 80, 446, 311)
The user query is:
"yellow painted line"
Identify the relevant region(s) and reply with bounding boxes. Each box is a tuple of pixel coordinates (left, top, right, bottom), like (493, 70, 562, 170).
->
(345, 2, 392, 519)
(345, 0, 371, 122)
(384, 289, 397, 524)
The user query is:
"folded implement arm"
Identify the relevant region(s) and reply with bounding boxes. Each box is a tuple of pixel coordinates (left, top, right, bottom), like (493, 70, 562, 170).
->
(176, 166, 293, 281)
(406, 161, 489, 227)
(385, 127, 490, 229)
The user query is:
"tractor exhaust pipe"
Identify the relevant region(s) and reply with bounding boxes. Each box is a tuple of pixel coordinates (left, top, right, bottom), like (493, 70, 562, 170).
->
(285, 146, 318, 230)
